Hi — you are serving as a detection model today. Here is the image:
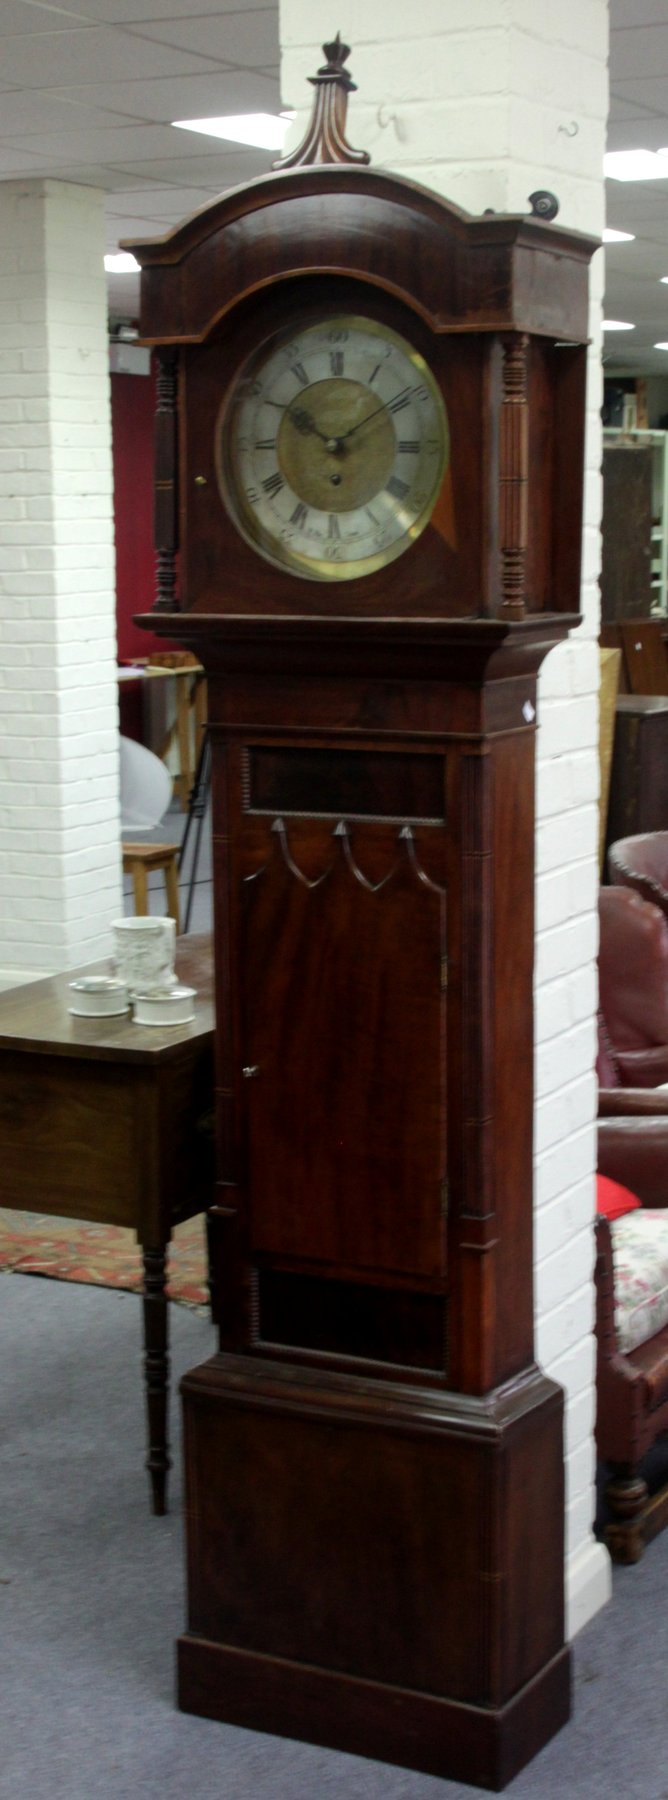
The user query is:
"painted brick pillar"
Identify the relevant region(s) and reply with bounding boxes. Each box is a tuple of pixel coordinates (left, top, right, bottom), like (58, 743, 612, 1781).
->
(280, 0, 611, 1636)
(0, 179, 122, 981)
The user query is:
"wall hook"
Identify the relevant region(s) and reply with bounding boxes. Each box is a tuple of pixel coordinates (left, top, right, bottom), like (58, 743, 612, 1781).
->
(377, 104, 407, 142)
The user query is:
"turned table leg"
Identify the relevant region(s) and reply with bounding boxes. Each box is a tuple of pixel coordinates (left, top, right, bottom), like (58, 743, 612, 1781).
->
(605, 1472, 648, 1563)
(142, 1244, 171, 1516)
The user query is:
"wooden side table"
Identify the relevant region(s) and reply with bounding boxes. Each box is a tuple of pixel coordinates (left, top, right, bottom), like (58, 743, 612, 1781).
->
(0, 936, 215, 1514)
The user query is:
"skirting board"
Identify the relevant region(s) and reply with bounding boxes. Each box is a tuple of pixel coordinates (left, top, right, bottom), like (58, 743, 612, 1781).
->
(566, 1539, 611, 1640)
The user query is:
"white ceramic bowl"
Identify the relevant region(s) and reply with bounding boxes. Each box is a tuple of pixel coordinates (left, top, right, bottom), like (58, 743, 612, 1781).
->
(132, 985, 196, 1027)
(69, 975, 130, 1018)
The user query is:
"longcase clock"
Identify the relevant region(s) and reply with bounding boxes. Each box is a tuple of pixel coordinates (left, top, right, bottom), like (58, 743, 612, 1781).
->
(127, 37, 597, 1791)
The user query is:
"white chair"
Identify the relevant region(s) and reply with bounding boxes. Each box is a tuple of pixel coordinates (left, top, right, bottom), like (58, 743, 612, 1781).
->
(119, 736, 181, 929)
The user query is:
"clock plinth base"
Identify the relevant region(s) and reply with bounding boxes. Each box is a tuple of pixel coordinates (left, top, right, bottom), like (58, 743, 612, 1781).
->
(177, 1636, 570, 1793)
(178, 1353, 571, 1791)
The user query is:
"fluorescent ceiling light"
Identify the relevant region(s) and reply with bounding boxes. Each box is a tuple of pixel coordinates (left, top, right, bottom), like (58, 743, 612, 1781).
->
(655, 342, 668, 351)
(602, 319, 635, 331)
(105, 252, 140, 273)
(602, 228, 635, 243)
(172, 112, 294, 151)
(604, 149, 668, 181)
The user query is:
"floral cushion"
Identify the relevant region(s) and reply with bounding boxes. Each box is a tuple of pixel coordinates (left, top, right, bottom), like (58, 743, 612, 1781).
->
(611, 1211, 668, 1353)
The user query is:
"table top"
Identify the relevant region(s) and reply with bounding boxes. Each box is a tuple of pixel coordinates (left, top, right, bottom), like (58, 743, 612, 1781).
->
(0, 934, 215, 1064)
(118, 662, 204, 682)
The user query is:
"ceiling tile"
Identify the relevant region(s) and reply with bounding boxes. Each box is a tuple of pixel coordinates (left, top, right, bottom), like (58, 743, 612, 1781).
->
(0, 91, 135, 136)
(6, 124, 201, 163)
(70, 0, 263, 18)
(607, 112, 668, 152)
(124, 8, 279, 68)
(109, 148, 273, 189)
(610, 77, 668, 113)
(612, 4, 668, 33)
(605, 181, 668, 223)
(50, 67, 280, 121)
(610, 26, 668, 82)
(0, 1, 90, 33)
(0, 25, 221, 88)
(0, 145, 56, 173)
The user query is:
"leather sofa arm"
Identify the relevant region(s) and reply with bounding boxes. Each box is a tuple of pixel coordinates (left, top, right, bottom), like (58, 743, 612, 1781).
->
(615, 1045, 668, 1086)
(599, 1086, 668, 1116)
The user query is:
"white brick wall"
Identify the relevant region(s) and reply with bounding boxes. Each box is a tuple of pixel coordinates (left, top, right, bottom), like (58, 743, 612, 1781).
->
(0, 180, 122, 980)
(280, 0, 611, 1634)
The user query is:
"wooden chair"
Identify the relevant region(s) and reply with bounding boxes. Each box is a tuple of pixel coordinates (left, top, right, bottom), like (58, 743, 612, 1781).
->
(121, 842, 181, 931)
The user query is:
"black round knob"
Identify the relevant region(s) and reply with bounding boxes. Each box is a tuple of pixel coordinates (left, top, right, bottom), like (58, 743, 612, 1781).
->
(528, 190, 560, 222)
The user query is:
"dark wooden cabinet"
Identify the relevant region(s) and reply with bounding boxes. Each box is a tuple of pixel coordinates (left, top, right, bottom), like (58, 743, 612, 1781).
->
(127, 40, 596, 1791)
(601, 443, 654, 622)
(606, 696, 668, 856)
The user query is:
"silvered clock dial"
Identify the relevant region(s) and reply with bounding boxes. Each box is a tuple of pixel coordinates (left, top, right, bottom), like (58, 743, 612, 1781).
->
(216, 315, 449, 582)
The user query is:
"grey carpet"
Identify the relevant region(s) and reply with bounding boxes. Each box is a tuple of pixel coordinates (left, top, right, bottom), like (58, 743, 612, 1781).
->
(1, 1272, 668, 1800)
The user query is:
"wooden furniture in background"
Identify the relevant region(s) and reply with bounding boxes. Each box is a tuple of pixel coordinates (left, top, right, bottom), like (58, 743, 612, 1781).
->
(118, 657, 207, 811)
(147, 653, 207, 810)
(122, 840, 181, 928)
(605, 697, 668, 860)
(598, 647, 621, 870)
(128, 36, 596, 1789)
(601, 439, 654, 622)
(599, 618, 668, 695)
(602, 426, 668, 616)
(0, 937, 214, 1514)
(619, 619, 668, 695)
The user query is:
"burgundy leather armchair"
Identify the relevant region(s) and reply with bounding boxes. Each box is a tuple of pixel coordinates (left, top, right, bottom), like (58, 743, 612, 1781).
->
(595, 886, 668, 1559)
(596, 1107, 668, 1562)
(598, 885, 668, 1089)
(609, 830, 668, 920)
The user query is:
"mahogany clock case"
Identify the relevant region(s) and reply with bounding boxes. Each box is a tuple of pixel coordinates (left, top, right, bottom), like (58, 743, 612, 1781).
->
(126, 125, 596, 1793)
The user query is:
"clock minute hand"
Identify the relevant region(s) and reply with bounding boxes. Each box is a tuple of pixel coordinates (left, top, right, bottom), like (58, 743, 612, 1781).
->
(340, 386, 414, 442)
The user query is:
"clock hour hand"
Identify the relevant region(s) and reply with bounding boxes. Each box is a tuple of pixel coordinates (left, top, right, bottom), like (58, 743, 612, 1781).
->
(287, 405, 345, 455)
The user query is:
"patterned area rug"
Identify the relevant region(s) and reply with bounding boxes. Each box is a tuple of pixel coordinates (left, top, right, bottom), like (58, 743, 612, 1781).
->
(0, 1209, 209, 1309)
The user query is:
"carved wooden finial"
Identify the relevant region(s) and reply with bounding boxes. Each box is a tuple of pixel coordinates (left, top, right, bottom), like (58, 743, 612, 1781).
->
(273, 32, 371, 170)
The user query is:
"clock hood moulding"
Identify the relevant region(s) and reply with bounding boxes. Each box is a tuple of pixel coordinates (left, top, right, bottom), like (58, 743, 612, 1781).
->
(129, 41, 598, 627)
(123, 163, 597, 349)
